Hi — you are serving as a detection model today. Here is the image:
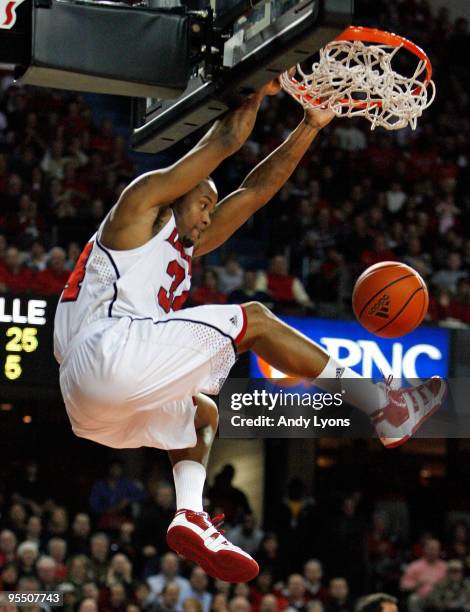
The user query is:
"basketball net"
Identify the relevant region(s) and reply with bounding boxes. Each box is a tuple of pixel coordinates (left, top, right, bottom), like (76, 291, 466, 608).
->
(280, 28, 436, 131)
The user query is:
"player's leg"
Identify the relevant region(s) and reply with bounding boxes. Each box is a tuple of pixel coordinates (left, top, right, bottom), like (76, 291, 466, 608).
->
(238, 302, 445, 447)
(166, 393, 259, 582)
(168, 393, 218, 513)
(168, 394, 218, 469)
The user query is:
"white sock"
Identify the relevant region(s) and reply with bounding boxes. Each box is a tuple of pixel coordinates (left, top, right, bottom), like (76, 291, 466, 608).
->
(173, 460, 206, 512)
(316, 356, 387, 416)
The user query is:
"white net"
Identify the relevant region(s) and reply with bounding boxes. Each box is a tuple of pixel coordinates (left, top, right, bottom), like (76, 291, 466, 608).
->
(280, 39, 436, 130)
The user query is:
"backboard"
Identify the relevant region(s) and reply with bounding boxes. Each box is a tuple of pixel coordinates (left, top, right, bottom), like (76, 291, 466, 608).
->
(131, 0, 354, 153)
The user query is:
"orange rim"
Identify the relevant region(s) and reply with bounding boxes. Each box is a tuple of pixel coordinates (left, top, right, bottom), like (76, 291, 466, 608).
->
(290, 25, 433, 109)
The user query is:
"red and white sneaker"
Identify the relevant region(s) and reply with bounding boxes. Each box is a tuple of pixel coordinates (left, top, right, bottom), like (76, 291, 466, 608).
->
(372, 376, 446, 448)
(167, 510, 259, 582)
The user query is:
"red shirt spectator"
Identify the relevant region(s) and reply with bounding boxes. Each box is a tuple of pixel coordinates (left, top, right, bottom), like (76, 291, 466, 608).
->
(191, 269, 227, 306)
(34, 247, 70, 296)
(256, 255, 313, 308)
(0, 247, 34, 293)
(360, 235, 396, 268)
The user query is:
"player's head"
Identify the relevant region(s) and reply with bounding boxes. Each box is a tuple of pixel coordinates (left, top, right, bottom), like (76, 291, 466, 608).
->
(172, 177, 218, 247)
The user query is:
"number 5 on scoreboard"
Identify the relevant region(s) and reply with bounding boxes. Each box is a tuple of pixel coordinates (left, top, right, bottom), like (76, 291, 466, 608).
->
(4, 355, 22, 380)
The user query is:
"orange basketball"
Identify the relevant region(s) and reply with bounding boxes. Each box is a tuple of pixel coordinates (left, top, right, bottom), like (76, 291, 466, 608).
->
(352, 262, 429, 338)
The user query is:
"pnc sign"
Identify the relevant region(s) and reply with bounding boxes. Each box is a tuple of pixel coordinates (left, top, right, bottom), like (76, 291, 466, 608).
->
(252, 316, 449, 380)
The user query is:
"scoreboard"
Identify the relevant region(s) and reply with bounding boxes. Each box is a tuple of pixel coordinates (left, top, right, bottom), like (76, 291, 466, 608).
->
(0, 294, 59, 400)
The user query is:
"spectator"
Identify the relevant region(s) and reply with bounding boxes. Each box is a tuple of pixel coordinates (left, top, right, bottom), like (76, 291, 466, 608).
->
(270, 478, 317, 570)
(47, 537, 68, 579)
(259, 594, 279, 612)
(58, 581, 79, 611)
(78, 599, 99, 612)
(191, 269, 228, 306)
(212, 592, 229, 612)
(324, 578, 352, 612)
(401, 238, 432, 280)
(147, 552, 191, 606)
(106, 553, 134, 595)
(229, 270, 273, 306)
(0, 234, 7, 266)
(307, 604, 324, 612)
(184, 598, 204, 612)
(0, 530, 18, 568)
(155, 581, 181, 612)
(188, 567, 213, 612)
(34, 246, 70, 295)
(0, 562, 19, 591)
(354, 593, 398, 612)
(69, 513, 92, 556)
(82, 581, 100, 603)
(282, 574, 309, 612)
(89, 532, 110, 584)
(384, 183, 407, 215)
(226, 513, 264, 557)
(114, 521, 138, 563)
(228, 597, 251, 612)
(425, 559, 470, 611)
(36, 555, 58, 591)
(432, 253, 467, 294)
(256, 255, 313, 311)
(88, 461, 144, 530)
(66, 241, 82, 271)
(400, 538, 447, 611)
(47, 506, 69, 539)
(67, 554, 92, 595)
(250, 571, 277, 612)
(0, 247, 34, 294)
(23, 240, 48, 272)
(103, 582, 129, 612)
(134, 581, 154, 611)
(25, 516, 42, 548)
(450, 277, 470, 324)
(41, 139, 66, 179)
(327, 496, 368, 597)
(17, 541, 39, 578)
(333, 123, 367, 152)
(138, 480, 175, 559)
(7, 503, 28, 540)
(208, 464, 251, 527)
(360, 235, 396, 269)
(303, 560, 327, 602)
(218, 255, 244, 293)
(446, 521, 469, 561)
(367, 511, 398, 593)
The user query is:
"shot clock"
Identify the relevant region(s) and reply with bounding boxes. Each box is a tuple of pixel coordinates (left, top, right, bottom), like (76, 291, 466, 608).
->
(0, 294, 59, 399)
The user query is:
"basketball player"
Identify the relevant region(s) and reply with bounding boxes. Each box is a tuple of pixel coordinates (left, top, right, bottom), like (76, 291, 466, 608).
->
(54, 79, 445, 582)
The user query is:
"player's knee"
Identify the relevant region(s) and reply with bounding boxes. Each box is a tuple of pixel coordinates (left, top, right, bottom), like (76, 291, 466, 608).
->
(244, 301, 275, 336)
(194, 393, 219, 431)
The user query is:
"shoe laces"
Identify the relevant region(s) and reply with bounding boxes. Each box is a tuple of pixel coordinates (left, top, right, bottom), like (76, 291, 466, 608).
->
(209, 512, 225, 534)
(384, 373, 394, 387)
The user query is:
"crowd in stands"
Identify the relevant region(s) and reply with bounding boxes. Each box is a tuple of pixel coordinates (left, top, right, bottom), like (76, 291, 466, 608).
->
(0, 458, 470, 611)
(0, 2, 470, 325)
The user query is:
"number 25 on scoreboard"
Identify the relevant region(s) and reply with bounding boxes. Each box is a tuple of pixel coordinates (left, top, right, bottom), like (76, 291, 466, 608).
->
(4, 327, 39, 381)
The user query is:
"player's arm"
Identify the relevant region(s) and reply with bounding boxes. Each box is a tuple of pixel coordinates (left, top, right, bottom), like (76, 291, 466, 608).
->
(105, 87, 278, 219)
(100, 84, 279, 250)
(194, 107, 335, 257)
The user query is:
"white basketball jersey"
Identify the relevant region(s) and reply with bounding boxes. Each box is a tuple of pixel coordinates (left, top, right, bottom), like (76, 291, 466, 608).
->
(54, 212, 193, 364)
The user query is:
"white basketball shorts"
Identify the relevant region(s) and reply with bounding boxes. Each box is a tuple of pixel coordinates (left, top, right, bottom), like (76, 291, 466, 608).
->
(59, 304, 247, 450)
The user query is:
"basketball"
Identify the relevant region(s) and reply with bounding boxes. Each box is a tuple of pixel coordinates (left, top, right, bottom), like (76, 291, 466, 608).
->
(352, 262, 429, 338)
